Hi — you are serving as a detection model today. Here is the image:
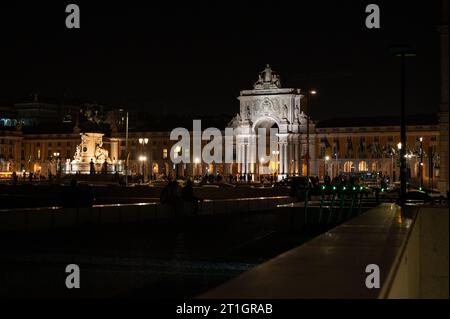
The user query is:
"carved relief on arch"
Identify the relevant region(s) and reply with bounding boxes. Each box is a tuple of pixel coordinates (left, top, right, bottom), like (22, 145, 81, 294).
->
(261, 98, 273, 113)
(272, 98, 281, 113)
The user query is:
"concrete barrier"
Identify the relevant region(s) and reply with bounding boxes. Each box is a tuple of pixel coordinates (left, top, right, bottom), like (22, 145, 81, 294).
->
(200, 203, 449, 299)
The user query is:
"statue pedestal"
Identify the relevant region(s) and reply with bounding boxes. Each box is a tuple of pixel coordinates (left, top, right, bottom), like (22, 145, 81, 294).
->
(69, 132, 113, 174)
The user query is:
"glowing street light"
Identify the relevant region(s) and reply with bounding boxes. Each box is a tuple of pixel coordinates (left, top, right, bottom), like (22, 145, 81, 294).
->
(305, 89, 317, 180)
(139, 138, 149, 145)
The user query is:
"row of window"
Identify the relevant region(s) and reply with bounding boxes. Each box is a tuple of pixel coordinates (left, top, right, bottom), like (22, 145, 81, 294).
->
(34, 142, 72, 147)
(120, 140, 167, 147)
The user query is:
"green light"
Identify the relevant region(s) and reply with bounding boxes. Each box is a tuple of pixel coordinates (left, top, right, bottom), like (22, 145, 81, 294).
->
(333, 186, 336, 190)
(353, 187, 356, 190)
(381, 188, 385, 192)
(360, 186, 363, 190)
(322, 186, 325, 190)
(343, 187, 346, 190)
(419, 187, 422, 191)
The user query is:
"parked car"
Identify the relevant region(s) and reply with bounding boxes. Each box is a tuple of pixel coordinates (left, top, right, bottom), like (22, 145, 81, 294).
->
(404, 190, 434, 203)
(272, 176, 316, 201)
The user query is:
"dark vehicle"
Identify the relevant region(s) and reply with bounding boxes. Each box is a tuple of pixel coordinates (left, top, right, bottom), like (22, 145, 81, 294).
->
(404, 190, 434, 204)
(274, 176, 316, 201)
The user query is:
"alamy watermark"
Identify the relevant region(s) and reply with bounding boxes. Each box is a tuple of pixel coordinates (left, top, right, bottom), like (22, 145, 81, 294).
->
(169, 120, 281, 165)
(65, 264, 80, 289)
(365, 4, 380, 29)
(365, 264, 380, 289)
(65, 4, 80, 29)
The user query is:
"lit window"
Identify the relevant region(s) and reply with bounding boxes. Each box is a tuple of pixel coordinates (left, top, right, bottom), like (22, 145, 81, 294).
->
(163, 149, 168, 159)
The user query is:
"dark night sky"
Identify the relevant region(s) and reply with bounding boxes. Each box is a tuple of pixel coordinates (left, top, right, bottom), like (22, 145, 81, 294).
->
(0, 1, 444, 121)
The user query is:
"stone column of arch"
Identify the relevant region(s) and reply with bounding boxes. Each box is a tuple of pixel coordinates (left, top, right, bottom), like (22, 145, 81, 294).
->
(289, 133, 301, 175)
(277, 134, 288, 179)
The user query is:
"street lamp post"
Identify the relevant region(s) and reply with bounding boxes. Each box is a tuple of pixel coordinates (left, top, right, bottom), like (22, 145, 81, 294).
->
(334, 152, 338, 177)
(304, 90, 317, 221)
(324, 155, 330, 178)
(139, 155, 147, 183)
(139, 138, 149, 182)
(53, 152, 60, 176)
(305, 90, 317, 181)
(397, 142, 403, 190)
(419, 137, 424, 190)
(390, 46, 416, 207)
(125, 111, 129, 187)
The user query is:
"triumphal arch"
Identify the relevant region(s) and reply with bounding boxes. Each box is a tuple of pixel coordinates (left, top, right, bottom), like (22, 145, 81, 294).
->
(228, 65, 316, 180)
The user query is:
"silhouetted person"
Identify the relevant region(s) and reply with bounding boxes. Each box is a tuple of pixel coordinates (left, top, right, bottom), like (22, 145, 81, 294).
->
(89, 159, 95, 175)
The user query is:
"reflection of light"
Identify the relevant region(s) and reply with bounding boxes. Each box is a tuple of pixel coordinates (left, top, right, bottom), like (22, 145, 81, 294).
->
(195, 158, 200, 164)
(325, 156, 330, 161)
(139, 156, 147, 162)
(310, 90, 317, 95)
(397, 142, 402, 150)
(419, 137, 423, 142)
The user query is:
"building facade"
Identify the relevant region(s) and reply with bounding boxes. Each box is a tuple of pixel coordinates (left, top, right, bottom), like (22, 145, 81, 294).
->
(0, 66, 446, 191)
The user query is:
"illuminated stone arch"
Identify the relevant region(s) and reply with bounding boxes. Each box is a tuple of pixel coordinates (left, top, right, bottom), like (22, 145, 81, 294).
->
(344, 161, 354, 173)
(358, 161, 368, 172)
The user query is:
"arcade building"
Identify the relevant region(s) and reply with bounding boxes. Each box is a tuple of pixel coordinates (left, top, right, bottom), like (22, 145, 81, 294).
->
(0, 64, 447, 194)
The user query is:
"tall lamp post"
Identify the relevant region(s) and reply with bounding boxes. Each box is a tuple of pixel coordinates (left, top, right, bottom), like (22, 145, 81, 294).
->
(334, 152, 338, 177)
(397, 142, 403, 191)
(139, 155, 147, 183)
(324, 155, 330, 178)
(53, 152, 60, 176)
(303, 89, 317, 218)
(390, 46, 416, 207)
(139, 138, 149, 182)
(125, 111, 129, 187)
(419, 137, 424, 190)
(304, 89, 317, 180)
